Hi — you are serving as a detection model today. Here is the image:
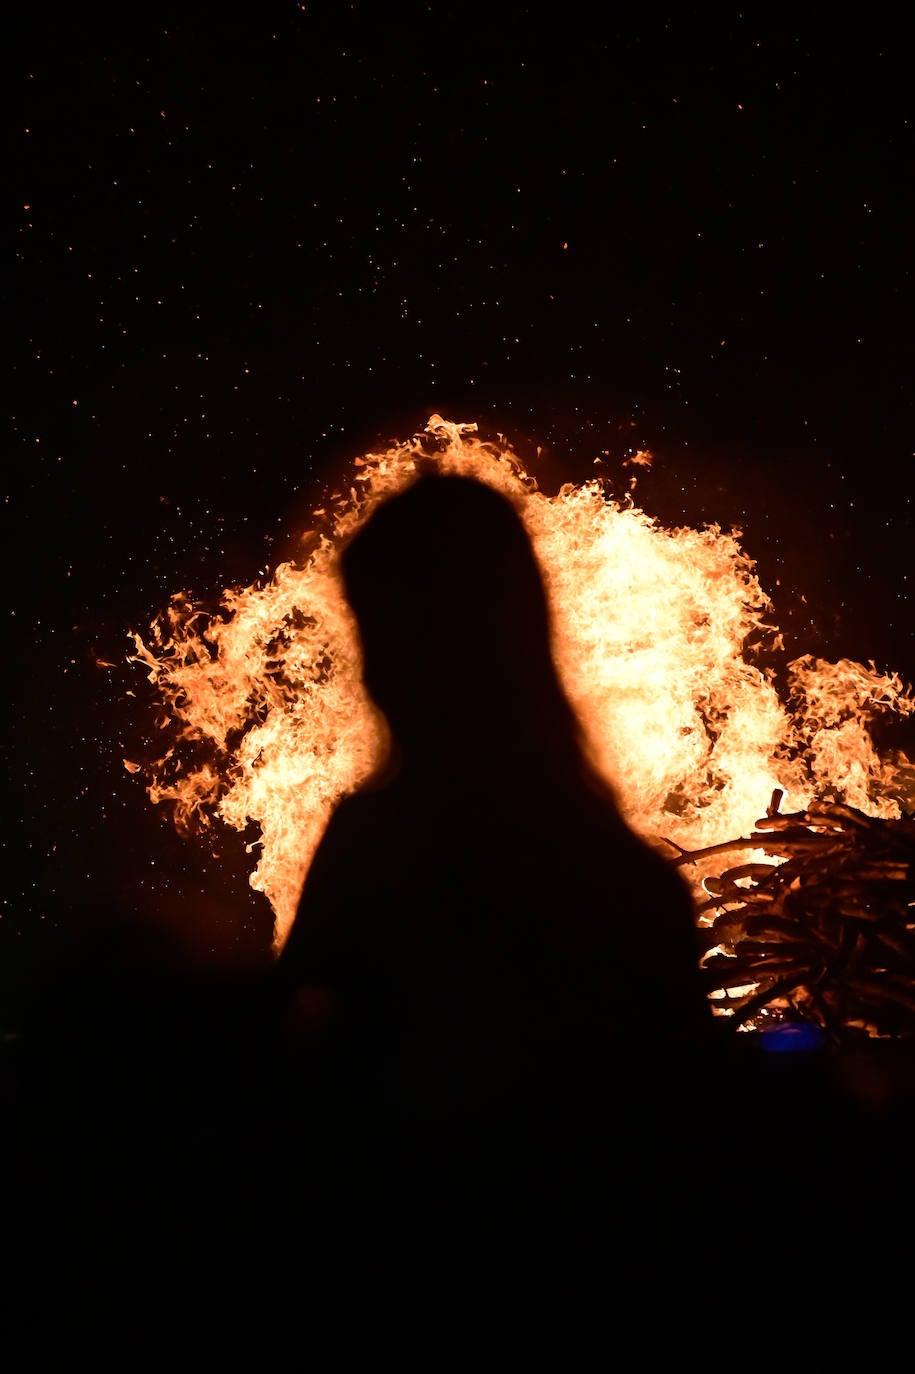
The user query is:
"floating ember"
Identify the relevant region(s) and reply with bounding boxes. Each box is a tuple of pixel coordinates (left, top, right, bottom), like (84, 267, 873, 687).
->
(127, 416, 915, 1005)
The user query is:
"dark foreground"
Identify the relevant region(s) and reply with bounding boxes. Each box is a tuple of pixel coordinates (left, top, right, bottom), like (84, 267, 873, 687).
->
(4, 954, 915, 1356)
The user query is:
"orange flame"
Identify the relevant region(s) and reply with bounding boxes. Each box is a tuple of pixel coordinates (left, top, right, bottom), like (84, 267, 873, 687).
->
(127, 416, 915, 948)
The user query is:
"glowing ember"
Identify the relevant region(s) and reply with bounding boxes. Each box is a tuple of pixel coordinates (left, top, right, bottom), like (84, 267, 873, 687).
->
(127, 416, 915, 951)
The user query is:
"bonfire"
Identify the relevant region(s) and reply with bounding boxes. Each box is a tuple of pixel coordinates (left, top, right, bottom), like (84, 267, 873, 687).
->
(127, 416, 915, 1039)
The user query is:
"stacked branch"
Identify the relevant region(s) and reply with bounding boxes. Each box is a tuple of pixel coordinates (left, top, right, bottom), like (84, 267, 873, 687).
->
(669, 791, 915, 1042)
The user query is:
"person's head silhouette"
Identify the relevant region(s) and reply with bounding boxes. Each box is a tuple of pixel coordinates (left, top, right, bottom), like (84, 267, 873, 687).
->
(341, 473, 585, 778)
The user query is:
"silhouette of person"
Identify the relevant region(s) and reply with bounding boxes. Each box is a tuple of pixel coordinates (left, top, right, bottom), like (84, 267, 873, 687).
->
(273, 472, 719, 1214)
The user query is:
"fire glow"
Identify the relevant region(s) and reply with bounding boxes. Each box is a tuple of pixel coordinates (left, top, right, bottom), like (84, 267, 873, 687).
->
(127, 416, 915, 965)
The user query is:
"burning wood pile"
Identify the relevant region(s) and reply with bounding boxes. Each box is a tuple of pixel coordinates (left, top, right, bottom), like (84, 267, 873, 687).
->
(670, 790, 915, 1043)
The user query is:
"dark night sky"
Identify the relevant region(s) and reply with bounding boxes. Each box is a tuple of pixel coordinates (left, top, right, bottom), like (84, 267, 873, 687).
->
(5, 6, 914, 989)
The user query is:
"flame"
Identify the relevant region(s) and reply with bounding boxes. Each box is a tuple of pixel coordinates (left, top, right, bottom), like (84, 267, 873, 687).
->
(127, 416, 915, 949)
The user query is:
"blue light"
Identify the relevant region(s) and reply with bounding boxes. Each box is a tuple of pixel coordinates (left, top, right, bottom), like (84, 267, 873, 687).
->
(758, 1022, 828, 1053)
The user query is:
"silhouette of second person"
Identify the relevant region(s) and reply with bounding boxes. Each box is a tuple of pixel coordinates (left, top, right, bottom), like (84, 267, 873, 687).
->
(276, 472, 717, 1185)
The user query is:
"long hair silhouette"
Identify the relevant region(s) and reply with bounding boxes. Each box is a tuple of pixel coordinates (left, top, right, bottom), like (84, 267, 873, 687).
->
(277, 471, 716, 1182)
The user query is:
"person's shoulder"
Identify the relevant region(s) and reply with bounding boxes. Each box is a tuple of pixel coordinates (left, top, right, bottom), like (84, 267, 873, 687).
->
(625, 826, 693, 892)
(312, 782, 403, 868)
(584, 801, 694, 900)
(324, 783, 390, 833)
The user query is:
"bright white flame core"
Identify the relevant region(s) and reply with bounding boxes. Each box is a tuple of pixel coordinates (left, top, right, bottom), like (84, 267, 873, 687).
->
(127, 416, 915, 947)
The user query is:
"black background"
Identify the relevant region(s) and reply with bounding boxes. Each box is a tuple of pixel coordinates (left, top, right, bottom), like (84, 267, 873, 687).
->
(6, 6, 914, 994)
